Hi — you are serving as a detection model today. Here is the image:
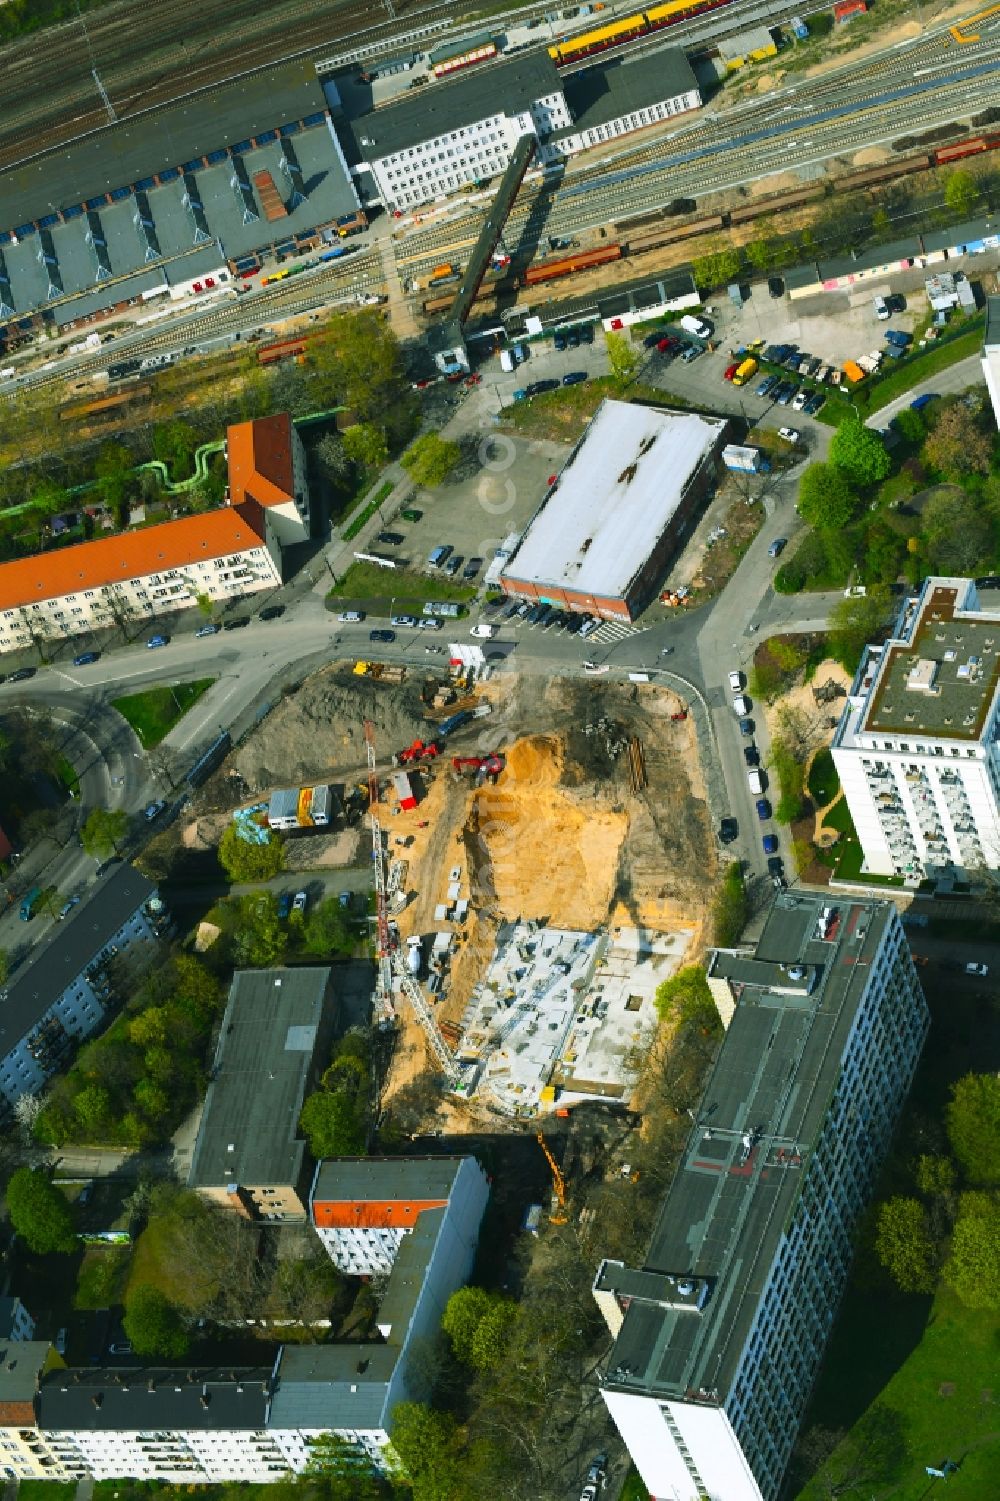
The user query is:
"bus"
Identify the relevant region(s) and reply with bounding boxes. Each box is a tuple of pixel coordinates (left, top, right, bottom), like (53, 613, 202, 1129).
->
(20, 886, 43, 921)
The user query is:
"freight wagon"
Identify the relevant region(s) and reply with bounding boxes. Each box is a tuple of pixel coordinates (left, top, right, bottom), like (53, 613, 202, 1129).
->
(523, 243, 622, 285)
(59, 384, 152, 422)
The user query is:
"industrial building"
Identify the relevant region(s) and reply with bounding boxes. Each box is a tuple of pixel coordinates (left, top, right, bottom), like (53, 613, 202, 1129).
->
(0, 58, 362, 331)
(0, 865, 163, 1111)
(597, 893, 928, 1501)
(549, 50, 701, 159)
(454, 922, 691, 1115)
(341, 52, 571, 213)
(187, 967, 337, 1221)
(0, 1157, 489, 1481)
(499, 399, 729, 621)
(832, 576, 1000, 880)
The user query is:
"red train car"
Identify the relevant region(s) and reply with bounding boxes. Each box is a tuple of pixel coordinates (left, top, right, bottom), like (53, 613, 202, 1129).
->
(258, 336, 313, 366)
(522, 243, 622, 286)
(933, 133, 1000, 163)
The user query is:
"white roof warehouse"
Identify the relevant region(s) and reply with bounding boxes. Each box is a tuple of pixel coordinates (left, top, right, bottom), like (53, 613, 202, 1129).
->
(499, 400, 729, 621)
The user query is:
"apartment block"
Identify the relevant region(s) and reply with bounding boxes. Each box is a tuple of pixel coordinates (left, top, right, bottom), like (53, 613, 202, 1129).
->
(187, 968, 338, 1222)
(597, 894, 928, 1501)
(0, 865, 162, 1112)
(225, 412, 311, 546)
(0, 1157, 490, 1482)
(832, 577, 1000, 880)
(0, 504, 280, 655)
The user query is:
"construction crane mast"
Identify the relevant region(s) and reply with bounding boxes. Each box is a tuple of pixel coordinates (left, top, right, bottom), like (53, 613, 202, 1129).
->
(536, 1131, 569, 1224)
(364, 719, 460, 1083)
(364, 719, 395, 1024)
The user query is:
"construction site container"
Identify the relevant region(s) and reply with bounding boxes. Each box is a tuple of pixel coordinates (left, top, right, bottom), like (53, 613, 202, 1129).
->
(391, 770, 418, 810)
(722, 444, 764, 473)
(267, 784, 332, 831)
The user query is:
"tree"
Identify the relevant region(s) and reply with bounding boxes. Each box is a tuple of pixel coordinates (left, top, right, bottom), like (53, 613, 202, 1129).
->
(921, 489, 993, 574)
(829, 421, 892, 487)
(712, 862, 748, 946)
(797, 464, 859, 531)
(441, 1287, 516, 1371)
(307, 312, 415, 442)
(6, 1167, 77, 1254)
(654, 966, 720, 1030)
(828, 584, 893, 673)
(946, 1072, 1000, 1184)
(744, 236, 776, 273)
(94, 441, 133, 511)
(232, 893, 289, 968)
(123, 1284, 190, 1358)
(152, 419, 198, 481)
(301, 897, 353, 958)
(944, 167, 980, 220)
(916, 1153, 956, 1199)
(12, 1091, 42, 1139)
(692, 243, 741, 290)
(299, 1089, 366, 1158)
(29, 478, 71, 523)
(80, 806, 129, 859)
(315, 433, 353, 484)
(389, 1402, 464, 1501)
(304, 1434, 382, 1499)
(944, 1190, 1000, 1308)
(400, 432, 462, 489)
(891, 407, 926, 445)
(342, 422, 390, 471)
(217, 822, 284, 883)
(605, 331, 641, 388)
(873, 1196, 936, 1293)
(922, 403, 994, 476)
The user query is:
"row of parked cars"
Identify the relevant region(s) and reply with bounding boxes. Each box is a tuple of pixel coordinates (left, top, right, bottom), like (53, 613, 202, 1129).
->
(486, 596, 602, 636)
(755, 371, 827, 415)
(720, 671, 785, 886)
(641, 330, 703, 365)
(513, 371, 588, 399)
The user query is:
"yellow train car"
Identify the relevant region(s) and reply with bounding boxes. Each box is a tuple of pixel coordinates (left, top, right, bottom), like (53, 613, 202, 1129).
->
(548, 11, 647, 65)
(647, 0, 732, 27)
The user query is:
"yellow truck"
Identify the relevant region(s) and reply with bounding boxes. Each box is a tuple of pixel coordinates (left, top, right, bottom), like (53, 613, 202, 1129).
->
(731, 357, 758, 387)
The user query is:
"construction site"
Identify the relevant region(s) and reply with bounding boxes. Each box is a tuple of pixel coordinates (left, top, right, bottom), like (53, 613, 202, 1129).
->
(171, 652, 716, 1132)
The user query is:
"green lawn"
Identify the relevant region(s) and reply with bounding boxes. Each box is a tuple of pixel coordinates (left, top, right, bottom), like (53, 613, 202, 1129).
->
(816, 322, 985, 427)
(55, 755, 80, 797)
(112, 678, 214, 748)
(327, 560, 475, 607)
(341, 479, 394, 542)
(501, 376, 694, 442)
(18, 1484, 77, 1501)
(797, 1285, 1000, 1499)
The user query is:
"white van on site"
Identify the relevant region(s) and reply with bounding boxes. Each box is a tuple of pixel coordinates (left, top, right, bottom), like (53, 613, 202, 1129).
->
(733, 694, 750, 716)
(680, 314, 711, 339)
(499, 349, 515, 373)
(747, 769, 765, 795)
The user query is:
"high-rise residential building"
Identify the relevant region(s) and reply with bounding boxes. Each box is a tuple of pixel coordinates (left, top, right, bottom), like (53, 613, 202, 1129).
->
(832, 577, 1000, 880)
(595, 893, 928, 1501)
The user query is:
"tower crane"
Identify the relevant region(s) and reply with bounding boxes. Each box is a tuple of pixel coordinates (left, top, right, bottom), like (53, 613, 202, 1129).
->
(536, 1130, 569, 1225)
(364, 719, 461, 1083)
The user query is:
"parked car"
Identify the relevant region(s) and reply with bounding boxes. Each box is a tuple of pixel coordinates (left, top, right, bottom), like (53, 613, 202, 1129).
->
(195, 623, 220, 636)
(964, 961, 989, 976)
(8, 666, 35, 681)
(58, 895, 81, 920)
(579, 616, 600, 637)
(73, 651, 100, 665)
(401, 507, 422, 522)
(338, 890, 353, 909)
(723, 362, 739, 382)
(680, 344, 703, 363)
(767, 855, 785, 879)
(791, 389, 809, 412)
(369, 629, 395, 643)
(728, 670, 743, 692)
(739, 717, 754, 736)
(337, 610, 366, 623)
(777, 384, 797, 406)
(553, 332, 566, 351)
(910, 392, 939, 412)
(223, 617, 250, 630)
(259, 604, 285, 621)
(443, 554, 464, 575)
(146, 634, 169, 648)
(377, 531, 405, 546)
(579, 324, 594, 344)
(744, 745, 760, 766)
(768, 276, 785, 298)
(763, 832, 779, 854)
(644, 330, 664, 348)
(562, 370, 588, 386)
(768, 537, 788, 558)
(804, 391, 826, 415)
(756, 798, 773, 821)
(390, 614, 420, 627)
(464, 557, 483, 578)
(756, 375, 777, 397)
(428, 544, 453, 567)
(277, 892, 293, 919)
(720, 817, 738, 843)
(292, 891, 308, 914)
(777, 426, 800, 443)
(144, 800, 166, 822)
(526, 379, 559, 395)
(418, 617, 443, 631)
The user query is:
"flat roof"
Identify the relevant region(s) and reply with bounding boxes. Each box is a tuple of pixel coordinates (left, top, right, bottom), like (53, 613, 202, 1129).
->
(921, 214, 997, 253)
(557, 49, 698, 136)
(0, 864, 153, 1062)
(269, 1343, 397, 1429)
(717, 25, 775, 58)
(502, 399, 725, 600)
(0, 59, 327, 233)
(312, 1154, 466, 1211)
(0, 1342, 50, 1412)
(985, 293, 1000, 349)
(604, 893, 899, 1402)
(818, 236, 922, 280)
(187, 967, 333, 1191)
(341, 51, 562, 162)
(854, 579, 1000, 742)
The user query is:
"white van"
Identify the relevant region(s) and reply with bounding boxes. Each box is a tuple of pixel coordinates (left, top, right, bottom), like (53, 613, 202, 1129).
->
(680, 314, 711, 339)
(728, 669, 743, 692)
(733, 694, 750, 716)
(873, 295, 890, 321)
(747, 769, 765, 795)
(499, 349, 515, 373)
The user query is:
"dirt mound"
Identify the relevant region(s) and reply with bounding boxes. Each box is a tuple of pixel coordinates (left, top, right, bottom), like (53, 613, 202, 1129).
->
(466, 733, 628, 930)
(234, 666, 430, 791)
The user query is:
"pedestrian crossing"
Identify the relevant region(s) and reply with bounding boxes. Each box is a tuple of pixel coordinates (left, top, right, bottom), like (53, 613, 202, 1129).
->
(586, 619, 650, 645)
